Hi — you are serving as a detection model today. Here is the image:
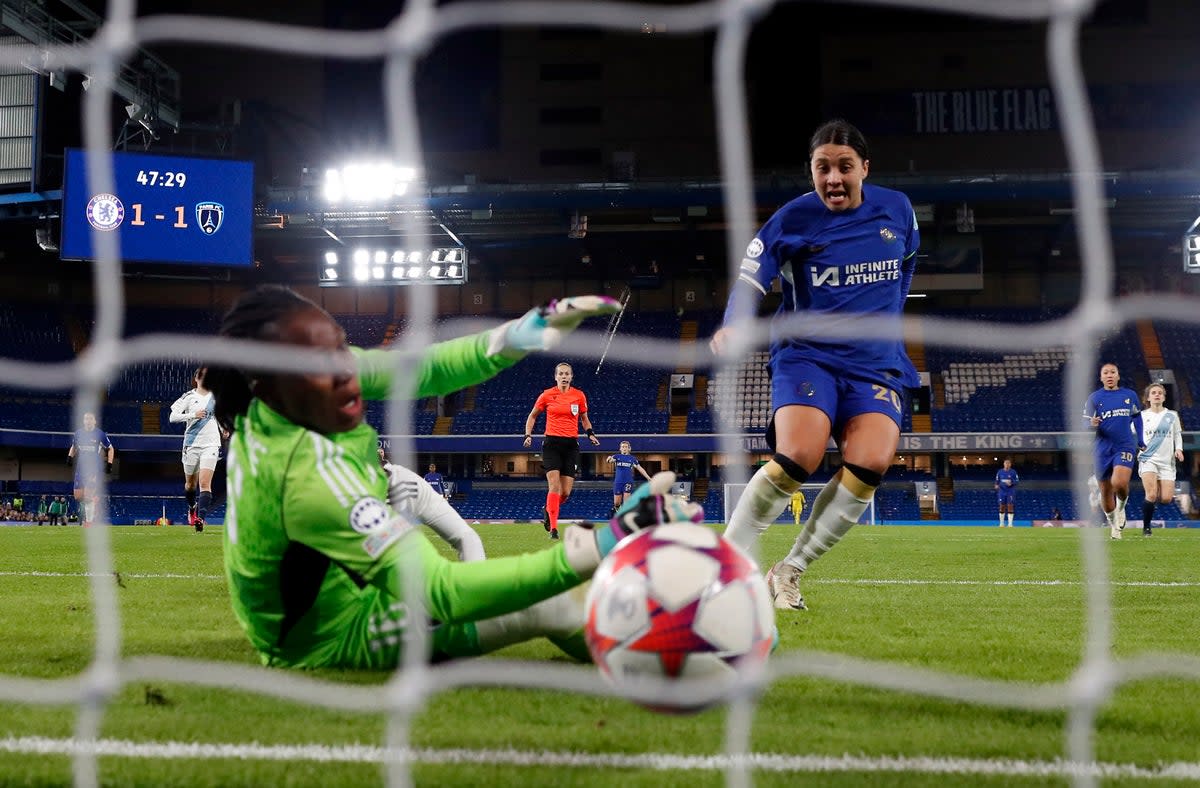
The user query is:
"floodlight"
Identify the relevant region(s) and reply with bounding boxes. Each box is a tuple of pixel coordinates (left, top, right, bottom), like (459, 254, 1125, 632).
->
(319, 245, 466, 287)
(323, 169, 343, 201)
(323, 162, 420, 203)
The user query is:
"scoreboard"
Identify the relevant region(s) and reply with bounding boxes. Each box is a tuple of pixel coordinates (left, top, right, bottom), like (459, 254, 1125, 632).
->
(60, 149, 254, 266)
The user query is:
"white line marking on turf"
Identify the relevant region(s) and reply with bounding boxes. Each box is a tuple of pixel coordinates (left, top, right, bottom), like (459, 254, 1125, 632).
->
(0, 571, 224, 580)
(1, 736, 1198, 779)
(808, 579, 1200, 588)
(2, 571, 1196, 587)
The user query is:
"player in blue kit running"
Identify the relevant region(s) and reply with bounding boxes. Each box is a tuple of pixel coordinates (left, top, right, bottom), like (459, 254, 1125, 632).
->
(67, 411, 115, 528)
(604, 440, 652, 518)
(711, 119, 920, 611)
(1083, 362, 1143, 540)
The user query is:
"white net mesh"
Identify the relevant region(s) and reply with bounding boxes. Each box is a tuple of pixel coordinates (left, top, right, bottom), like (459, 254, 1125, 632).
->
(1, 1, 1199, 786)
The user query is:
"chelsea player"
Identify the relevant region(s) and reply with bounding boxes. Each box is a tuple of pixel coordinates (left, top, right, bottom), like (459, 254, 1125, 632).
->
(994, 458, 1019, 527)
(67, 411, 115, 528)
(604, 440, 652, 517)
(1083, 362, 1143, 540)
(423, 463, 449, 500)
(711, 119, 920, 610)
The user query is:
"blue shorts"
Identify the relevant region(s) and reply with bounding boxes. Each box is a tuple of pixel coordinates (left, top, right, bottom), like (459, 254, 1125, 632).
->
(767, 358, 906, 448)
(1094, 443, 1137, 482)
(997, 489, 1016, 505)
(613, 481, 633, 495)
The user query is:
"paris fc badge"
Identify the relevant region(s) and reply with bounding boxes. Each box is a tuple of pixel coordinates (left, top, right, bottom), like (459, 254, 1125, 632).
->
(196, 202, 224, 236)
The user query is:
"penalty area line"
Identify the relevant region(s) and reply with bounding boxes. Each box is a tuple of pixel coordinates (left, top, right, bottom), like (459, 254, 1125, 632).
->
(1, 736, 1199, 780)
(1, 572, 1197, 587)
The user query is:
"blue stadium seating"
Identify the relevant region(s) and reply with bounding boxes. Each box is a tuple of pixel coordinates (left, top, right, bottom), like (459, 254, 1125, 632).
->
(1154, 320, 1200, 429)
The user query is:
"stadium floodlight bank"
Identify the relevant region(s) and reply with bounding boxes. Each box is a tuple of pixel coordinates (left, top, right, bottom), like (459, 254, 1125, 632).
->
(319, 247, 467, 286)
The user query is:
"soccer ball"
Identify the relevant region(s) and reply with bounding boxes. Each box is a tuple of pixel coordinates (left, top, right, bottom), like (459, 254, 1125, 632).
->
(584, 523, 775, 713)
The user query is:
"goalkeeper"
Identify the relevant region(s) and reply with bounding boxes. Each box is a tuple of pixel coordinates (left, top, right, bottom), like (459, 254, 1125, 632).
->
(206, 285, 702, 670)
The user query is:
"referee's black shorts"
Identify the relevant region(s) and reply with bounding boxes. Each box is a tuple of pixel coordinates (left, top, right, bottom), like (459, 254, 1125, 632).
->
(539, 435, 581, 476)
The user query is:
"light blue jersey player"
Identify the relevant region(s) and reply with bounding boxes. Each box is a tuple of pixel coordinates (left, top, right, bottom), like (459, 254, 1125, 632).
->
(1083, 362, 1143, 539)
(605, 440, 651, 517)
(994, 459, 1019, 527)
(711, 119, 919, 611)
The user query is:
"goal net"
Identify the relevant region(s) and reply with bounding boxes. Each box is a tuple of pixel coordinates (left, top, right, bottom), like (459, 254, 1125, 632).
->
(2, 0, 1199, 785)
(722, 482, 875, 526)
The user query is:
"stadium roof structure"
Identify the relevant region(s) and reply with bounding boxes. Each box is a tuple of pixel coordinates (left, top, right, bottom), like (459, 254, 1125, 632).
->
(251, 168, 1200, 256)
(1, 167, 1198, 278)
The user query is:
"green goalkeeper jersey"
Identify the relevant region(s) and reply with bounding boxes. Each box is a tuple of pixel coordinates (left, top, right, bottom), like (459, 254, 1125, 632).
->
(223, 332, 584, 669)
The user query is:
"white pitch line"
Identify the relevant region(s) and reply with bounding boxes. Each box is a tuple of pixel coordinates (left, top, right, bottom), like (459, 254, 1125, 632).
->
(1, 570, 1197, 587)
(1, 736, 1198, 780)
(807, 578, 1200, 588)
(0, 571, 224, 580)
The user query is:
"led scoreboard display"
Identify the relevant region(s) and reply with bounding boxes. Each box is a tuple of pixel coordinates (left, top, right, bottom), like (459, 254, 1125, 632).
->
(60, 149, 254, 266)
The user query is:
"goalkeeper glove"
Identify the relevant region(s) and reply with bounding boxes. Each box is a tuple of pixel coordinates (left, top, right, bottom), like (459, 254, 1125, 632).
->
(487, 295, 620, 359)
(561, 471, 704, 578)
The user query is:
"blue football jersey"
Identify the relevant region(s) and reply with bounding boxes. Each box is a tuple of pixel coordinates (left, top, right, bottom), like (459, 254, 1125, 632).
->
(1083, 387, 1141, 450)
(72, 428, 112, 456)
(995, 468, 1019, 489)
(423, 471, 445, 495)
(611, 453, 638, 484)
(722, 183, 920, 387)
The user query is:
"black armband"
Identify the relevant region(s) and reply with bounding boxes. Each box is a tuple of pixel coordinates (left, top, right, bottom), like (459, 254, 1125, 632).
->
(586, 428, 596, 438)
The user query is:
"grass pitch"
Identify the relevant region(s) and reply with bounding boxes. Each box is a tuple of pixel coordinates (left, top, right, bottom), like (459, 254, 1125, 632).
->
(1, 522, 1198, 787)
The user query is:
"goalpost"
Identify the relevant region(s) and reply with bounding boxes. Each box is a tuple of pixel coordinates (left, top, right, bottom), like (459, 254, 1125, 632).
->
(722, 482, 876, 526)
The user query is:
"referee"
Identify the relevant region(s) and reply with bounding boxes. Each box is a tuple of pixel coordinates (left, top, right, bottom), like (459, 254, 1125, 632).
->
(523, 362, 600, 540)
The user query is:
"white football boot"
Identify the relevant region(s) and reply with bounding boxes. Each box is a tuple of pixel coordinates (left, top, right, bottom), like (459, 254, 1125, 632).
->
(766, 560, 807, 610)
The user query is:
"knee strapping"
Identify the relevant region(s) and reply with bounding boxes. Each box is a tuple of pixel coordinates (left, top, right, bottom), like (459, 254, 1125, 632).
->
(842, 462, 883, 489)
(763, 457, 808, 495)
